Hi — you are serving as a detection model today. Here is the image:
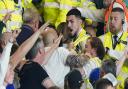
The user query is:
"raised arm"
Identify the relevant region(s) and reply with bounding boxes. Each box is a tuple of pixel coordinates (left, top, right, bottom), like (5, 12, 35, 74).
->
(0, 29, 20, 85)
(10, 22, 49, 69)
(0, 11, 14, 33)
(42, 35, 63, 65)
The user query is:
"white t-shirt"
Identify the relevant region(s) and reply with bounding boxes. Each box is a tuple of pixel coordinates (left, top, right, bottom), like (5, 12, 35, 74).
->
(43, 47, 70, 88)
(0, 85, 6, 89)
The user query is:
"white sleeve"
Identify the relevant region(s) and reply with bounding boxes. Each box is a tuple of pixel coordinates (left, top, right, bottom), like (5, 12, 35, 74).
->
(108, 49, 124, 60)
(77, 7, 105, 22)
(58, 47, 70, 63)
(0, 85, 6, 89)
(0, 42, 13, 85)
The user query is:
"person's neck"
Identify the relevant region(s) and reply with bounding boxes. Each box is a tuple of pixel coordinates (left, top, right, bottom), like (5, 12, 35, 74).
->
(77, 27, 82, 35)
(113, 29, 123, 36)
(17, 60, 27, 71)
(33, 53, 45, 65)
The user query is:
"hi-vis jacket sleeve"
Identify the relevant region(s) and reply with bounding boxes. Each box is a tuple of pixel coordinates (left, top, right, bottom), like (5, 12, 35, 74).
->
(77, 7, 105, 22)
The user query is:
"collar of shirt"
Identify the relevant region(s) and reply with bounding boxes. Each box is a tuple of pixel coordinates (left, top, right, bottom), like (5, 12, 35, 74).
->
(77, 28, 83, 36)
(112, 30, 123, 41)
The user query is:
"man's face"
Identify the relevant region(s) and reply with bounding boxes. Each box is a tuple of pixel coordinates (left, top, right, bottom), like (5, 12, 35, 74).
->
(66, 15, 80, 36)
(109, 12, 123, 35)
(103, 0, 112, 8)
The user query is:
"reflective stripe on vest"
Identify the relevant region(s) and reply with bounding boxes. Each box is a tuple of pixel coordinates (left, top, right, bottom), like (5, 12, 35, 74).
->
(60, 4, 72, 10)
(103, 32, 128, 51)
(44, 2, 59, 8)
(2, 21, 22, 32)
(0, 0, 22, 31)
(8, 21, 21, 27)
(92, 57, 101, 67)
(0, 9, 22, 14)
(44, 2, 73, 10)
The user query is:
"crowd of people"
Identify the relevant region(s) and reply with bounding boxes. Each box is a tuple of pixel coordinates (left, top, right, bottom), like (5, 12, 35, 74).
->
(0, 0, 128, 89)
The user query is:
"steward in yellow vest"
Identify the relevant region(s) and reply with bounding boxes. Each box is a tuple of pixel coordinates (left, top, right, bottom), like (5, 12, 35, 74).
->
(66, 8, 89, 53)
(100, 8, 128, 51)
(100, 8, 128, 89)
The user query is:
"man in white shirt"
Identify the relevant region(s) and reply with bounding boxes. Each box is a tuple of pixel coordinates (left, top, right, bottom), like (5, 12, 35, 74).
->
(42, 28, 70, 88)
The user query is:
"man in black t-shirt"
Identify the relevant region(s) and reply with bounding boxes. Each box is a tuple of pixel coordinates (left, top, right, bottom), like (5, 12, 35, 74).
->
(18, 61, 50, 89)
(11, 22, 61, 89)
(16, 39, 56, 89)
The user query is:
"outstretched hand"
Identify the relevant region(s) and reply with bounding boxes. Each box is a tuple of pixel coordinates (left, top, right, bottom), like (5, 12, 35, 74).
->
(38, 21, 50, 34)
(53, 34, 63, 48)
(12, 29, 21, 38)
(11, 29, 21, 43)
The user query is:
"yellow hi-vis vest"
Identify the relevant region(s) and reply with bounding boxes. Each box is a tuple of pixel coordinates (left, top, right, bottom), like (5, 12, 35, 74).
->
(117, 60, 128, 89)
(22, 0, 33, 9)
(0, 0, 22, 32)
(73, 29, 89, 53)
(43, 0, 59, 25)
(55, 0, 73, 27)
(55, 0, 97, 27)
(55, 0, 83, 27)
(22, 0, 36, 9)
(103, 32, 128, 51)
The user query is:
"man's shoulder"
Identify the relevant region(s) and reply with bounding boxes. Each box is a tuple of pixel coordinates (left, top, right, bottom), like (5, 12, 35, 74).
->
(99, 32, 111, 42)
(45, 47, 70, 56)
(56, 47, 70, 55)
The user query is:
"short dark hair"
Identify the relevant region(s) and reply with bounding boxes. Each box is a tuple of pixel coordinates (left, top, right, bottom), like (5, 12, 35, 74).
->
(47, 24, 56, 30)
(101, 60, 117, 77)
(112, 7, 125, 20)
(66, 9, 82, 19)
(112, 7, 124, 13)
(95, 79, 113, 89)
(64, 69, 83, 89)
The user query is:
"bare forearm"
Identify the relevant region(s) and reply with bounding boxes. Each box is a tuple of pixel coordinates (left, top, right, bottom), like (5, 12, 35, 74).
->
(10, 31, 40, 69)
